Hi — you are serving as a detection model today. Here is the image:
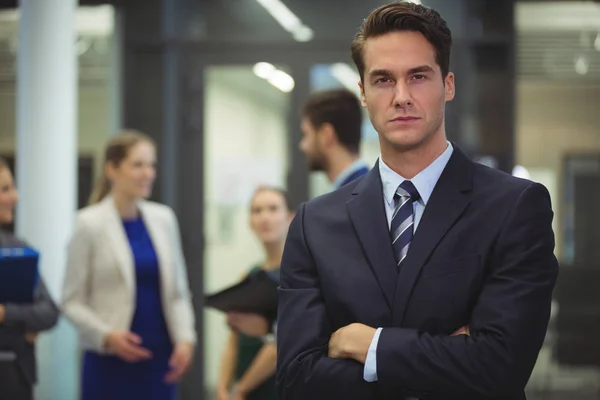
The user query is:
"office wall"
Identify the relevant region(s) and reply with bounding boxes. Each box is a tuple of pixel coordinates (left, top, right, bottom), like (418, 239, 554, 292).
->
(516, 81, 600, 261)
(0, 84, 111, 181)
(203, 67, 288, 394)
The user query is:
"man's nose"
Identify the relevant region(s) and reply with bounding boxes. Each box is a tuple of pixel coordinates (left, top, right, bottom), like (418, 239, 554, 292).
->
(393, 82, 413, 108)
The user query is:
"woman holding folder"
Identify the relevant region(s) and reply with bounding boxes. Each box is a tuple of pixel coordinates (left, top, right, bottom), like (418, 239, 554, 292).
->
(217, 187, 293, 400)
(0, 156, 59, 400)
(61, 131, 196, 400)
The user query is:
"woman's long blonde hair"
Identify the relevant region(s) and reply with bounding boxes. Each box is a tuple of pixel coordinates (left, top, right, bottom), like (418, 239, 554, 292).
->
(88, 130, 155, 205)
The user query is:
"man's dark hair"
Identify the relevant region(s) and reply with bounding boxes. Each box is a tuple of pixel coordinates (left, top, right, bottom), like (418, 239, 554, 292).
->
(302, 89, 362, 154)
(351, 2, 452, 81)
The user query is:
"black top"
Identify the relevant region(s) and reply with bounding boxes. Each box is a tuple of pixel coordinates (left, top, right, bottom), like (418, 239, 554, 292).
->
(0, 229, 60, 384)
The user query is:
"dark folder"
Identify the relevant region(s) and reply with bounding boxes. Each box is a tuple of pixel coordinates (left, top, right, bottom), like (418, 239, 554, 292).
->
(0, 247, 39, 304)
(205, 270, 279, 320)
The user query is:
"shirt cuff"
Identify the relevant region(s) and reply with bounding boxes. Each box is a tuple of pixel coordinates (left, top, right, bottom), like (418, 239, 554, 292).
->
(363, 327, 382, 382)
(264, 322, 277, 343)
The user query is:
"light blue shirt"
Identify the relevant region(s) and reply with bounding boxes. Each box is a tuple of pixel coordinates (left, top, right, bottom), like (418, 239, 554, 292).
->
(363, 142, 454, 382)
(333, 159, 370, 190)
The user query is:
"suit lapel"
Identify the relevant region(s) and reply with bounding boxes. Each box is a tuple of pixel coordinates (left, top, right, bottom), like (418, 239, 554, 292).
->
(346, 163, 398, 308)
(140, 203, 173, 293)
(102, 197, 135, 293)
(392, 147, 474, 325)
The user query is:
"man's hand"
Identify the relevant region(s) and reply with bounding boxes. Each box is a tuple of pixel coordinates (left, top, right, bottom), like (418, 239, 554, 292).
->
(328, 323, 376, 364)
(165, 342, 194, 383)
(451, 325, 470, 336)
(226, 312, 269, 337)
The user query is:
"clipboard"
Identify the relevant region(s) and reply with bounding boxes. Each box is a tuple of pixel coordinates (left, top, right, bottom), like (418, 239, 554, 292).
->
(205, 269, 279, 320)
(0, 247, 40, 303)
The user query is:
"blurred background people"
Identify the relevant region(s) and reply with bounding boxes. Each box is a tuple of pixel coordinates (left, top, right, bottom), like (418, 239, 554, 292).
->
(300, 89, 369, 190)
(61, 131, 196, 400)
(217, 187, 293, 400)
(0, 156, 59, 400)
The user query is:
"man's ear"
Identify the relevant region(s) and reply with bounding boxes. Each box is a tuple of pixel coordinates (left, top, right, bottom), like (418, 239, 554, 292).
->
(444, 72, 455, 102)
(318, 123, 337, 148)
(358, 81, 367, 107)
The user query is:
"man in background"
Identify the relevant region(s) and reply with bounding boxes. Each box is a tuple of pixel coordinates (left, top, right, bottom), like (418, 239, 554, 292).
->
(227, 90, 370, 338)
(300, 89, 369, 190)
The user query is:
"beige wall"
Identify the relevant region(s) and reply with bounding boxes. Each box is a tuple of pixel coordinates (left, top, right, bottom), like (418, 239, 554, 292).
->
(516, 81, 600, 260)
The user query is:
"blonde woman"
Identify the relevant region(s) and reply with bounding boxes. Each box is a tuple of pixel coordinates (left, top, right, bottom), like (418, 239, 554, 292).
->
(61, 131, 196, 400)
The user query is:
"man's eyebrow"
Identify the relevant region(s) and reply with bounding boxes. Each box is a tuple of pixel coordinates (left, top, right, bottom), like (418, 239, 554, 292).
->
(368, 69, 393, 78)
(368, 65, 435, 78)
(407, 65, 435, 75)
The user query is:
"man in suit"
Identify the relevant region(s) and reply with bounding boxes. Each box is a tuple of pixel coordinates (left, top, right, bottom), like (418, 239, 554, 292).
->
(276, 2, 559, 400)
(300, 89, 369, 190)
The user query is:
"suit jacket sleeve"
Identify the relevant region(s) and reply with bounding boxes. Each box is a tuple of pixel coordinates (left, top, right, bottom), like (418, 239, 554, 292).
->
(4, 279, 60, 332)
(61, 214, 112, 352)
(166, 207, 197, 345)
(376, 182, 559, 397)
(276, 203, 378, 400)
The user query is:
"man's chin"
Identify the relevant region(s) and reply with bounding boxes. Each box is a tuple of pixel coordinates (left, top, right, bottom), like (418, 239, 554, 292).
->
(308, 163, 325, 172)
(382, 130, 439, 153)
(386, 137, 424, 153)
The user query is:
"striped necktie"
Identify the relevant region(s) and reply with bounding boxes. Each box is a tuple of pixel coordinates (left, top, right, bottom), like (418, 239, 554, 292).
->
(390, 180, 420, 267)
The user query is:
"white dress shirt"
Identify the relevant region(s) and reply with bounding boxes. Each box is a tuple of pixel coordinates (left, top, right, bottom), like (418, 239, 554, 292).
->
(363, 142, 454, 382)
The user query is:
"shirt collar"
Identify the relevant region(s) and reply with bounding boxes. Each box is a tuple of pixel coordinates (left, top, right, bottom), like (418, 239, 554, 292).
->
(333, 159, 369, 189)
(379, 142, 454, 206)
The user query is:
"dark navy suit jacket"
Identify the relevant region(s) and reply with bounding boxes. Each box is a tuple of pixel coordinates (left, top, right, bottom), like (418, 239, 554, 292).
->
(276, 147, 558, 399)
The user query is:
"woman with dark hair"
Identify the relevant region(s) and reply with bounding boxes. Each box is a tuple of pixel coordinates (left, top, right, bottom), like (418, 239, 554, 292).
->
(0, 156, 59, 400)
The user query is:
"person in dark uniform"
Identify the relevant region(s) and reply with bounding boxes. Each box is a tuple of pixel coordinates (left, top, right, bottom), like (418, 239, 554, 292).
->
(217, 187, 293, 400)
(0, 156, 60, 400)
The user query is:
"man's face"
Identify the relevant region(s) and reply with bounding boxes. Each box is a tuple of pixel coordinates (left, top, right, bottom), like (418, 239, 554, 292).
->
(299, 116, 327, 171)
(359, 31, 454, 153)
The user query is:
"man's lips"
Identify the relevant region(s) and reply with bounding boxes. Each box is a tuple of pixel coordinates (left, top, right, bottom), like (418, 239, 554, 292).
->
(390, 116, 420, 122)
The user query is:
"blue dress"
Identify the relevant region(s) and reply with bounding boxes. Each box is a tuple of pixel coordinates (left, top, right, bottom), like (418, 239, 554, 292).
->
(81, 217, 175, 400)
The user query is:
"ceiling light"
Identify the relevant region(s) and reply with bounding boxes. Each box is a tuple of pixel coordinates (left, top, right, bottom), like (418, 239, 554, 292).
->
(252, 62, 276, 79)
(292, 25, 314, 42)
(256, 0, 314, 42)
(267, 69, 295, 93)
(253, 62, 295, 93)
(574, 55, 589, 75)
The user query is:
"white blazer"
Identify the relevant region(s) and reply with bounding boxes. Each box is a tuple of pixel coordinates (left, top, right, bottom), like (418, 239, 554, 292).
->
(61, 196, 197, 353)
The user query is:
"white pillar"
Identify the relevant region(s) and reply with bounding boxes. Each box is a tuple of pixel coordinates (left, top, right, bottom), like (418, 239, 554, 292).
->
(16, 1, 79, 399)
